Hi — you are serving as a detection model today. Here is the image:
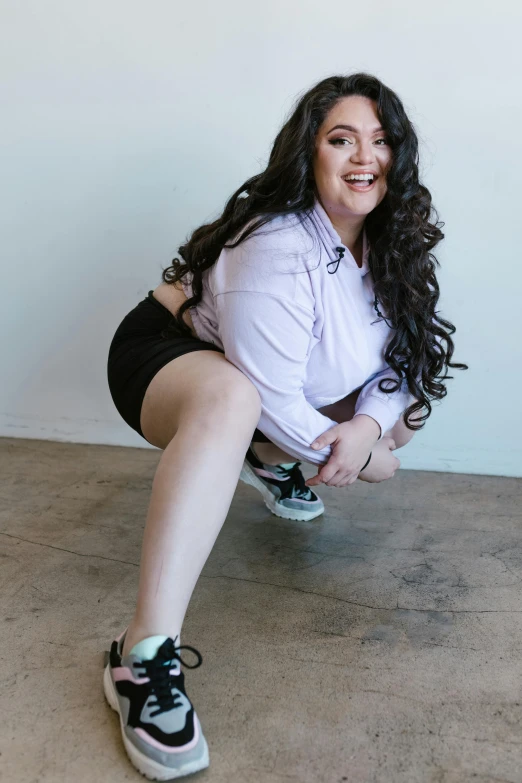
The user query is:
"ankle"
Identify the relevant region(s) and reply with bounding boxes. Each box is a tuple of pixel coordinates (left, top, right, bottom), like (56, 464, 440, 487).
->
(122, 621, 182, 658)
(252, 441, 296, 466)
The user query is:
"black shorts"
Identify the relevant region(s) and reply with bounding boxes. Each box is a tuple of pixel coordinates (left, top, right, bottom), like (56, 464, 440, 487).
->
(107, 290, 269, 445)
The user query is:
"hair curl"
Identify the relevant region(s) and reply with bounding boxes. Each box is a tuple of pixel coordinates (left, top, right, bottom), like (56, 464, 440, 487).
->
(161, 72, 468, 435)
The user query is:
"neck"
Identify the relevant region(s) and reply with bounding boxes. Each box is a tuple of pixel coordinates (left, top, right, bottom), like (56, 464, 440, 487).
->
(317, 197, 365, 258)
(331, 215, 365, 256)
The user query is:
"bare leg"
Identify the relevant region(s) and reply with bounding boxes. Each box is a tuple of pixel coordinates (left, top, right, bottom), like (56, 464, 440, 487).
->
(252, 441, 297, 465)
(122, 352, 262, 657)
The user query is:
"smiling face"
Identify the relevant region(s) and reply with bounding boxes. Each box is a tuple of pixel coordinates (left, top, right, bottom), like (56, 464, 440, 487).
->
(312, 95, 392, 228)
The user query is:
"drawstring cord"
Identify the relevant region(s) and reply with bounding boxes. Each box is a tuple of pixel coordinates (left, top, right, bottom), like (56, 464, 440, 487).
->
(327, 246, 345, 274)
(328, 246, 392, 328)
(327, 246, 374, 473)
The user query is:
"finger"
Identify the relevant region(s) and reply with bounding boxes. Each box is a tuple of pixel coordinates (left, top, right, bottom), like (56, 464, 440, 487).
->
(306, 470, 332, 487)
(325, 469, 347, 487)
(336, 472, 359, 488)
(311, 425, 340, 451)
(306, 463, 338, 486)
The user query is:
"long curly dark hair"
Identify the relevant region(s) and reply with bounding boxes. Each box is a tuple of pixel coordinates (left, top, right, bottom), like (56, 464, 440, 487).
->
(161, 72, 468, 435)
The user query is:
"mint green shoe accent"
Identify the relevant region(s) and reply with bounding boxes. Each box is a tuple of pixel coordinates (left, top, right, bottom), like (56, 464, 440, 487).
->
(129, 635, 170, 660)
(104, 632, 209, 779)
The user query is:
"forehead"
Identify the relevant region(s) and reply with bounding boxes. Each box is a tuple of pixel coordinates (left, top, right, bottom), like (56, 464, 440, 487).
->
(319, 95, 380, 132)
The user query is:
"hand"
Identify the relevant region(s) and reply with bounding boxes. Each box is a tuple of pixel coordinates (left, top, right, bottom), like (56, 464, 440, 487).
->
(305, 418, 380, 489)
(357, 436, 401, 483)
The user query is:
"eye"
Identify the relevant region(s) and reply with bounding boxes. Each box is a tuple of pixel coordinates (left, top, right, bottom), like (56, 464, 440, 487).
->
(329, 137, 388, 146)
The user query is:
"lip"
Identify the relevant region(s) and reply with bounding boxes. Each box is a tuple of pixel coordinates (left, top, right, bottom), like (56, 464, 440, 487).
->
(343, 170, 379, 177)
(343, 177, 378, 193)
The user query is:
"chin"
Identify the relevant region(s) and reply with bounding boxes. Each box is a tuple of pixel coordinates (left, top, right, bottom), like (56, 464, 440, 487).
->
(348, 191, 385, 214)
(341, 198, 380, 216)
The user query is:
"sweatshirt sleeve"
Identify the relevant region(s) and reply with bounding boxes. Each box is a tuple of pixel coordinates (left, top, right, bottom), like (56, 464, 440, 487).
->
(353, 368, 413, 441)
(354, 329, 445, 440)
(213, 290, 340, 466)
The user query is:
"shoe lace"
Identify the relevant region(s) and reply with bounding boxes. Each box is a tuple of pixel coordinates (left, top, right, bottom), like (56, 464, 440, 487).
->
(132, 638, 203, 716)
(279, 461, 313, 499)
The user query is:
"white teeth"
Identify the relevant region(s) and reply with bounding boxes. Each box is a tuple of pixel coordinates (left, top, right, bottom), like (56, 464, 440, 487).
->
(345, 174, 374, 181)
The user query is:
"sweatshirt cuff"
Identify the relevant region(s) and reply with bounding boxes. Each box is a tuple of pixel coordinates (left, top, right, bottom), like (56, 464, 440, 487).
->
(353, 398, 402, 442)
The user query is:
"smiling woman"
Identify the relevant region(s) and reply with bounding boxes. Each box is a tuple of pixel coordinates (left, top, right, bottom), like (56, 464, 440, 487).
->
(312, 95, 392, 253)
(317, 115, 390, 199)
(104, 71, 468, 781)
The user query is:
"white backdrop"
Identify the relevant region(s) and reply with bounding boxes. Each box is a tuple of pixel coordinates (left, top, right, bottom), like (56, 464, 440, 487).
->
(1, 0, 520, 476)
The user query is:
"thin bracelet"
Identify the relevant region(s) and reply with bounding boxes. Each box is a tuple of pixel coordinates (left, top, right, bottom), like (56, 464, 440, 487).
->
(360, 452, 372, 472)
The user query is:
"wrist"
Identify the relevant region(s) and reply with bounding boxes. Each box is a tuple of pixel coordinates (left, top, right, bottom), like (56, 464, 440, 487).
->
(350, 413, 381, 444)
(360, 451, 373, 472)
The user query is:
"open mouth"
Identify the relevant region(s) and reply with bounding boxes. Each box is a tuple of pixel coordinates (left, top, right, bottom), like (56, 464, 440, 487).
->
(342, 175, 377, 192)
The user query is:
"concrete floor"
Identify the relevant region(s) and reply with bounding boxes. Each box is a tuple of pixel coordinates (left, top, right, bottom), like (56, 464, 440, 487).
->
(1, 437, 521, 783)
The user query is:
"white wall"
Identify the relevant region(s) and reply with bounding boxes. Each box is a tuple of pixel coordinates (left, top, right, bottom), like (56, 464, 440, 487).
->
(1, 0, 520, 476)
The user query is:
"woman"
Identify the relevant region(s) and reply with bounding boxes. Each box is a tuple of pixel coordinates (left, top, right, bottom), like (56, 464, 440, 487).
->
(104, 72, 467, 780)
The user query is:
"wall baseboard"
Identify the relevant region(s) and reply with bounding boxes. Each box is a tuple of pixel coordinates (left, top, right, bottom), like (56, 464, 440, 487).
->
(0, 412, 520, 477)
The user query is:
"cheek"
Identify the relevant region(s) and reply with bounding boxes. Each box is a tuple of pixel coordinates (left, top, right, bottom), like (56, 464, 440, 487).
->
(315, 147, 339, 177)
(380, 152, 393, 179)
(312, 156, 325, 184)
(376, 179, 388, 200)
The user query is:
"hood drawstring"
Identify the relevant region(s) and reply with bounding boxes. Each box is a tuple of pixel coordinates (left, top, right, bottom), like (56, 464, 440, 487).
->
(327, 246, 344, 275)
(327, 244, 390, 329)
(326, 247, 389, 326)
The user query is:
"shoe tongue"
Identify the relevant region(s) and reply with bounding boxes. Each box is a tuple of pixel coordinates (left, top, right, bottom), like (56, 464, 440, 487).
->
(129, 635, 170, 661)
(274, 461, 313, 499)
(293, 486, 313, 500)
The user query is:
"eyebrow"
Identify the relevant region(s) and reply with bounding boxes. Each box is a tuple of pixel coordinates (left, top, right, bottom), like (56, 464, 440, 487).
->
(326, 124, 385, 135)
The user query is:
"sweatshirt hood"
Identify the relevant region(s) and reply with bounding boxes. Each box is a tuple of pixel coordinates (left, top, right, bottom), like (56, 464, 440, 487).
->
(309, 196, 369, 277)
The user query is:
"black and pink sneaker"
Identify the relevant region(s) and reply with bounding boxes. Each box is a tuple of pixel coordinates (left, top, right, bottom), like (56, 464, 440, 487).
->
(239, 445, 325, 521)
(103, 628, 209, 780)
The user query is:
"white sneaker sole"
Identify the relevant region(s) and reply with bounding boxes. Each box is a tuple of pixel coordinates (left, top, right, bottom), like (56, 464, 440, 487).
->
(103, 664, 209, 781)
(239, 460, 324, 522)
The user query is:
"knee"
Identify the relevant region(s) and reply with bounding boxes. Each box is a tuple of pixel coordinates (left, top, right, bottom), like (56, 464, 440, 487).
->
(191, 368, 261, 426)
(223, 372, 262, 421)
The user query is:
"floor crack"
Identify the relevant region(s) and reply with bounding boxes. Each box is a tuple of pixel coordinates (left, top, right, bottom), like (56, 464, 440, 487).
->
(0, 531, 138, 568)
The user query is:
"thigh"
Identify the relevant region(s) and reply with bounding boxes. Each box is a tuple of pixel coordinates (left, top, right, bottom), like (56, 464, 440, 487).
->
(140, 350, 261, 450)
(107, 291, 261, 449)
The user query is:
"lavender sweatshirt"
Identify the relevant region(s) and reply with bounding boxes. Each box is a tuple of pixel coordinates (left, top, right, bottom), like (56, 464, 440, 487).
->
(180, 197, 413, 466)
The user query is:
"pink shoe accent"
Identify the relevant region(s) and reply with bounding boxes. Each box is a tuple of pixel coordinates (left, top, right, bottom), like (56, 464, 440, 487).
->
(255, 468, 288, 481)
(134, 715, 201, 753)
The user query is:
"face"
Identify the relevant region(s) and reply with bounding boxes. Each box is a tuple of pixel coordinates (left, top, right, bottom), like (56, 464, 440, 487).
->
(312, 95, 392, 224)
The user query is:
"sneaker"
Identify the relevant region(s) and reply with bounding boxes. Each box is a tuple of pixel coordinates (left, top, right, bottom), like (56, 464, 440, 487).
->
(239, 445, 325, 521)
(103, 628, 209, 780)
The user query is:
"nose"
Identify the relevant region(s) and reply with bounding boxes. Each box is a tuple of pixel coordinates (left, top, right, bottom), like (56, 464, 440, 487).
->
(351, 138, 375, 165)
